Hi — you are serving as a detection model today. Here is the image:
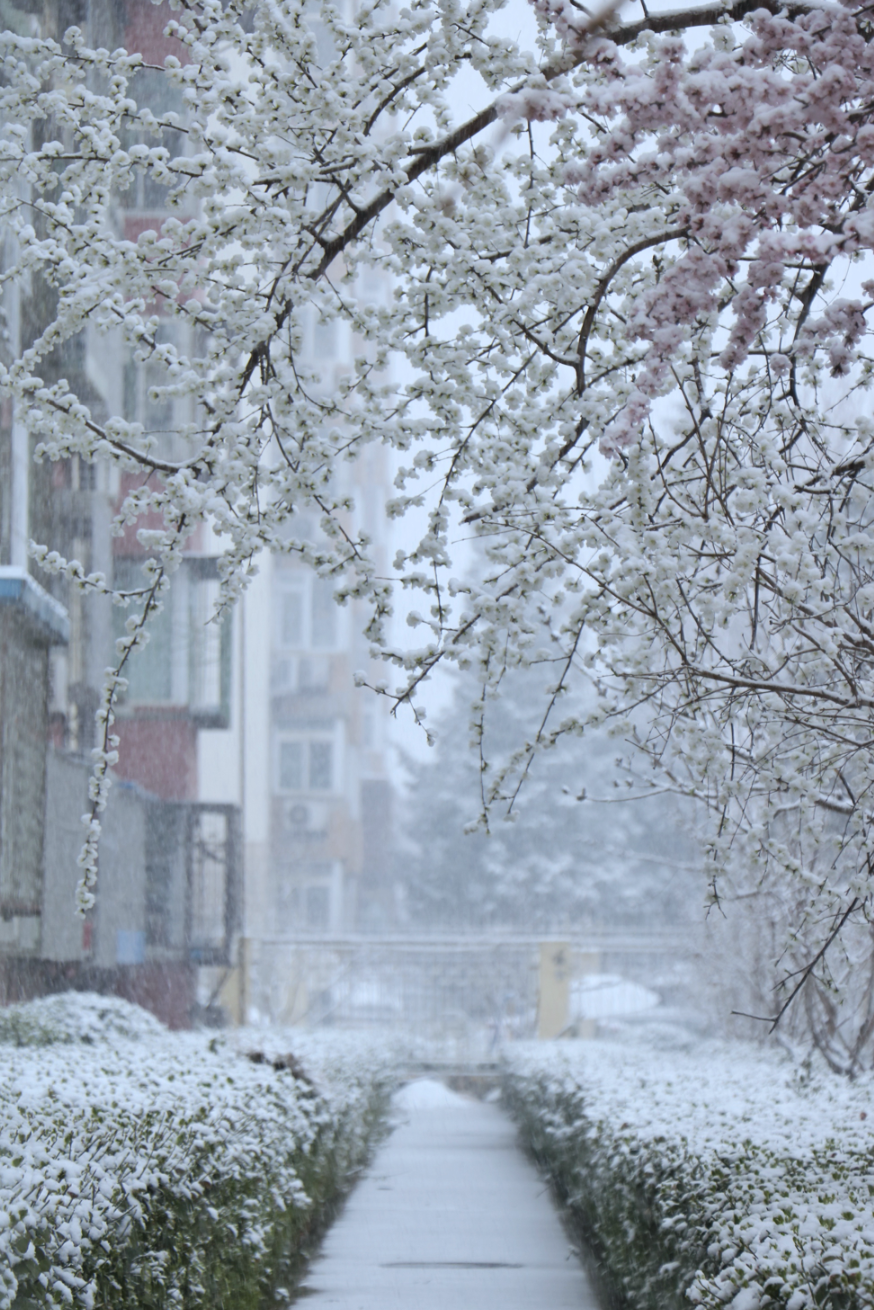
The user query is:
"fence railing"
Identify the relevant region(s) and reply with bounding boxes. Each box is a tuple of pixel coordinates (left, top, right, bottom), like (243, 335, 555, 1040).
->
(244, 931, 694, 1059)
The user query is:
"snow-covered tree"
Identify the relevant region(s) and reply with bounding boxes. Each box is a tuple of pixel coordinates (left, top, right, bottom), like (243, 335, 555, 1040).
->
(4, 0, 874, 1018)
(398, 670, 701, 933)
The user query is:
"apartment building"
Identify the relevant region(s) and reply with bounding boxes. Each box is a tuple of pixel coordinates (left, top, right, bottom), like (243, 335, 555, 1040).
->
(200, 350, 396, 955)
(0, 0, 239, 1024)
(0, 0, 395, 1023)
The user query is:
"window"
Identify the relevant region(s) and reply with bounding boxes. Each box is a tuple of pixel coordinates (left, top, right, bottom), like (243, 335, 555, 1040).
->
(279, 885, 300, 915)
(298, 657, 330, 691)
(275, 861, 335, 932)
(362, 698, 378, 749)
(271, 655, 329, 695)
(112, 558, 175, 703)
(275, 576, 338, 650)
(359, 263, 385, 305)
(312, 313, 338, 360)
(112, 557, 230, 722)
(188, 574, 226, 714)
(272, 658, 294, 693)
(309, 740, 333, 789)
(117, 70, 185, 212)
(306, 884, 330, 930)
(280, 588, 305, 647)
(311, 580, 337, 647)
(188, 808, 232, 955)
(278, 736, 335, 792)
(123, 320, 184, 453)
(279, 740, 304, 790)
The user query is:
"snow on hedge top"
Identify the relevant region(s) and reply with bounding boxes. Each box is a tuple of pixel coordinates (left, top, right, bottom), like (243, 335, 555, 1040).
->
(509, 1039, 874, 1156)
(507, 1040, 874, 1310)
(0, 1000, 394, 1310)
(0, 991, 167, 1046)
(232, 1024, 420, 1084)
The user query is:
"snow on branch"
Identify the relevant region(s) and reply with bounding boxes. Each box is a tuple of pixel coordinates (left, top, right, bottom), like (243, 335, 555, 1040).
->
(4, 0, 874, 1026)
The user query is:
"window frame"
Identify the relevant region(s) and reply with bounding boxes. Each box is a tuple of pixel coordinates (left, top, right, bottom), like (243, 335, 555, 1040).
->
(275, 574, 340, 653)
(275, 727, 341, 795)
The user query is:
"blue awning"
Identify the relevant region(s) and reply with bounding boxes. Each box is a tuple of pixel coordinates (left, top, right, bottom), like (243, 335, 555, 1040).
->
(0, 567, 69, 645)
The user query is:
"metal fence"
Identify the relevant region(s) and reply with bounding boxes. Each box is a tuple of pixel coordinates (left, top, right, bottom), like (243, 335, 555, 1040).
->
(246, 932, 693, 1062)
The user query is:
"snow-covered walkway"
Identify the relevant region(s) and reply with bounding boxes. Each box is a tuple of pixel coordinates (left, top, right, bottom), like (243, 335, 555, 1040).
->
(293, 1079, 600, 1308)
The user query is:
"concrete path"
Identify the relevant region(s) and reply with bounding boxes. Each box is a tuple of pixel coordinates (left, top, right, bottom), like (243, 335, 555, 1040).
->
(294, 1079, 600, 1309)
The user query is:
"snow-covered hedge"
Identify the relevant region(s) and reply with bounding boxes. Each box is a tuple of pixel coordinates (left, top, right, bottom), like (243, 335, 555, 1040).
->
(503, 1041, 874, 1310)
(0, 992, 167, 1047)
(0, 994, 396, 1309)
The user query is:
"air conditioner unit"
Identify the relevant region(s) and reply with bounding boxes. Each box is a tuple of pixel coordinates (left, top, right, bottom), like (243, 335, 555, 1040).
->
(282, 800, 330, 835)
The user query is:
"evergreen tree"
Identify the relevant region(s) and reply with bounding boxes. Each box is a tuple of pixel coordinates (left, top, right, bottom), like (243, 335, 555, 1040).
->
(399, 672, 701, 934)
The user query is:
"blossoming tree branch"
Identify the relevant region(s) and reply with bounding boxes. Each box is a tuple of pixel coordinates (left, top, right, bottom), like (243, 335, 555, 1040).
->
(2, 0, 874, 1014)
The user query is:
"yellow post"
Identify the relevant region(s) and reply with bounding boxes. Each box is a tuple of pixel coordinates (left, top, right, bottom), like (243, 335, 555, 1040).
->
(219, 937, 250, 1026)
(218, 969, 239, 1026)
(538, 941, 570, 1039)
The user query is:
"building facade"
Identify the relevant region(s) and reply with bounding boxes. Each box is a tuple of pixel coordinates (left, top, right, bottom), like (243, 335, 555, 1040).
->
(0, 0, 396, 1024)
(0, 0, 239, 1024)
